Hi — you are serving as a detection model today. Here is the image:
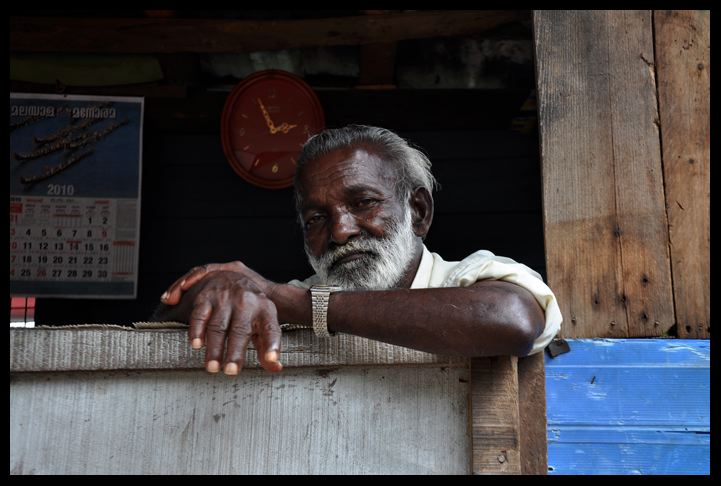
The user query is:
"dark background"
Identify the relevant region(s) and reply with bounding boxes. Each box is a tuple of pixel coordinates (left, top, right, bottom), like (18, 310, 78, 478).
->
(12, 11, 545, 325)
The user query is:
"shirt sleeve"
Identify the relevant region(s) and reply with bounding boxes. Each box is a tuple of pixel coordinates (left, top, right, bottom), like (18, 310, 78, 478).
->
(441, 251, 562, 355)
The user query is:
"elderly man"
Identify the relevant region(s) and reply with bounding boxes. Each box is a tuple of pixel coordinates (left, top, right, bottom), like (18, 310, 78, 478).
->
(156, 125, 562, 376)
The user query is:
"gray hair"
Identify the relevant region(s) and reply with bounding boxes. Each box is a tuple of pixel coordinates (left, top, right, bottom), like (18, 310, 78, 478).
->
(293, 125, 438, 211)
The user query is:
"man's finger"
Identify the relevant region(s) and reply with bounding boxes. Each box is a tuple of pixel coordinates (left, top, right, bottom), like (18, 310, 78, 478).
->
(252, 334, 283, 373)
(254, 305, 283, 373)
(203, 305, 232, 373)
(160, 273, 190, 305)
(161, 265, 214, 305)
(180, 264, 218, 290)
(222, 309, 254, 376)
(188, 300, 213, 348)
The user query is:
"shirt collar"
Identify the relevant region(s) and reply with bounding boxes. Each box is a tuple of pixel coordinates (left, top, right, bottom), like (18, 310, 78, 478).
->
(410, 244, 434, 289)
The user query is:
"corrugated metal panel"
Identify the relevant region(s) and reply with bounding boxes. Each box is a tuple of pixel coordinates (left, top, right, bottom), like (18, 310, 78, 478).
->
(545, 339, 709, 475)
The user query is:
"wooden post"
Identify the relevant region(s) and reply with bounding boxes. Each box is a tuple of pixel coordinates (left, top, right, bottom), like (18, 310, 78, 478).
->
(518, 352, 548, 474)
(470, 356, 521, 474)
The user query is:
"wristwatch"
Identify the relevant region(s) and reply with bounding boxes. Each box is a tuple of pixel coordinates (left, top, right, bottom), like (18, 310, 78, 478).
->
(310, 285, 342, 338)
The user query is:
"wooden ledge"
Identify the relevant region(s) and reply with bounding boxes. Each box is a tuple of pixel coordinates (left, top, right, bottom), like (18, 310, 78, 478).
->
(9, 327, 467, 372)
(10, 11, 529, 54)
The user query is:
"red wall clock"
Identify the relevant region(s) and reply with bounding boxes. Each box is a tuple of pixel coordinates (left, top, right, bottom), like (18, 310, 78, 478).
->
(220, 70, 325, 189)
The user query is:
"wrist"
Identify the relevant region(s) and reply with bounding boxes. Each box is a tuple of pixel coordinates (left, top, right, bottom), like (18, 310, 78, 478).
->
(270, 283, 312, 325)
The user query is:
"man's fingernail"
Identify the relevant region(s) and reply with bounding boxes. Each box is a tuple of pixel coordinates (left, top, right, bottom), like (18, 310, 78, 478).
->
(191, 338, 202, 349)
(160, 292, 168, 302)
(207, 360, 220, 373)
(180, 279, 186, 288)
(265, 351, 279, 362)
(224, 363, 238, 375)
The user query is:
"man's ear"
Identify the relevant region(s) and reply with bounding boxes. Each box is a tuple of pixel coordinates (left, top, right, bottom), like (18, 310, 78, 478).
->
(408, 187, 434, 239)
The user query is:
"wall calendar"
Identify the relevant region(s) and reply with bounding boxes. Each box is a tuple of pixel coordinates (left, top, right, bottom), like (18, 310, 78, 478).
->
(9, 93, 143, 298)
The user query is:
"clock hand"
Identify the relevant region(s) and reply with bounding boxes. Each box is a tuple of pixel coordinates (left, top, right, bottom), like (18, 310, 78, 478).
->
(256, 98, 278, 134)
(276, 122, 298, 134)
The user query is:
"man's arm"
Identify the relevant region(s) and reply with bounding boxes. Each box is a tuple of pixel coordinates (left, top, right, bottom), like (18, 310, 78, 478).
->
(159, 263, 546, 375)
(272, 279, 545, 357)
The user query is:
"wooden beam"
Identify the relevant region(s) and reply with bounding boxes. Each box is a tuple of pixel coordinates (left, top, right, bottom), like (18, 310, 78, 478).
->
(10, 11, 529, 54)
(534, 11, 675, 338)
(9, 327, 466, 372)
(470, 356, 521, 474)
(653, 10, 710, 339)
(9, 80, 188, 98)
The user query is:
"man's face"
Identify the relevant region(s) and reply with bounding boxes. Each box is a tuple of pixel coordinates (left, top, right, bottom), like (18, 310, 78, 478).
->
(297, 146, 419, 290)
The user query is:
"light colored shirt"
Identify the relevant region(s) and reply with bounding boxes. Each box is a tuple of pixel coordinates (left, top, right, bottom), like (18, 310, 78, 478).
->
(288, 245, 562, 355)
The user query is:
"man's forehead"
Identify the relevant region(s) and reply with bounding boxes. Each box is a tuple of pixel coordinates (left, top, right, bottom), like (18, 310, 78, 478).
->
(300, 145, 396, 186)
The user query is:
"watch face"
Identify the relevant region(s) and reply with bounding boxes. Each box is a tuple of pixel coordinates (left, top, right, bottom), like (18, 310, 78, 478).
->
(221, 70, 325, 189)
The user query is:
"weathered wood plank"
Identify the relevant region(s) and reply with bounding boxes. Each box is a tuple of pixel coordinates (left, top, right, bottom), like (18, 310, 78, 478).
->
(10, 11, 529, 54)
(653, 10, 710, 339)
(9, 328, 467, 372)
(606, 11, 675, 337)
(470, 356, 521, 474)
(10, 366, 471, 474)
(518, 352, 548, 474)
(534, 10, 675, 338)
(534, 11, 626, 338)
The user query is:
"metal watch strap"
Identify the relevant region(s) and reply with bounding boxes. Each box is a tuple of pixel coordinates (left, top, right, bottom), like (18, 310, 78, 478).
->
(310, 285, 341, 338)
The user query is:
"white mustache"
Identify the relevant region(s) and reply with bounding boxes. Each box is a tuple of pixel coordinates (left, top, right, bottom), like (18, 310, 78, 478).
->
(327, 238, 378, 268)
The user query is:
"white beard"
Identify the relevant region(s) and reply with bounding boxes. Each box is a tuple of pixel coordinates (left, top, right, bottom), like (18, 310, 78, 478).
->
(305, 206, 418, 290)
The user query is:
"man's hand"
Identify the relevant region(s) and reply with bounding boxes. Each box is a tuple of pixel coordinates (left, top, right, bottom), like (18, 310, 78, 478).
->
(161, 261, 274, 306)
(162, 266, 284, 375)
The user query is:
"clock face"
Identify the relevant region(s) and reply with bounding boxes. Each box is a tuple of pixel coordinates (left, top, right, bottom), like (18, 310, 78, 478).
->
(221, 70, 325, 189)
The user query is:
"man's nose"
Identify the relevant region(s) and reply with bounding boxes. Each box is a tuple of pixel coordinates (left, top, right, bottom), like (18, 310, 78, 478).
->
(329, 210, 361, 245)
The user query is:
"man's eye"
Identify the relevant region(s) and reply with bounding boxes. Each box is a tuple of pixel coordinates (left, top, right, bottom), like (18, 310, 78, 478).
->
(304, 215, 325, 229)
(356, 198, 377, 209)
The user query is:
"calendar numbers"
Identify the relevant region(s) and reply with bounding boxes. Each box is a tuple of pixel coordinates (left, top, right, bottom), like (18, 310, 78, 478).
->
(9, 197, 135, 289)
(47, 184, 75, 196)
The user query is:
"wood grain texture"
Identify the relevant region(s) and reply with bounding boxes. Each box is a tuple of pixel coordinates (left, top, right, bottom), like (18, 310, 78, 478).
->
(533, 10, 675, 338)
(10, 366, 471, 474)
(653, 10, 710, 339)
(470, 356, 521, 474)
(9, 327, 467, 372)
(10, 11, 528, 54)
(518, 352, 547, 474)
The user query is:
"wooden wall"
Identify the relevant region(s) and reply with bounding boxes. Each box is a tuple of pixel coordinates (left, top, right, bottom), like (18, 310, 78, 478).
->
(35, 89, 546, 325)
(534, 10, 709, 339)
